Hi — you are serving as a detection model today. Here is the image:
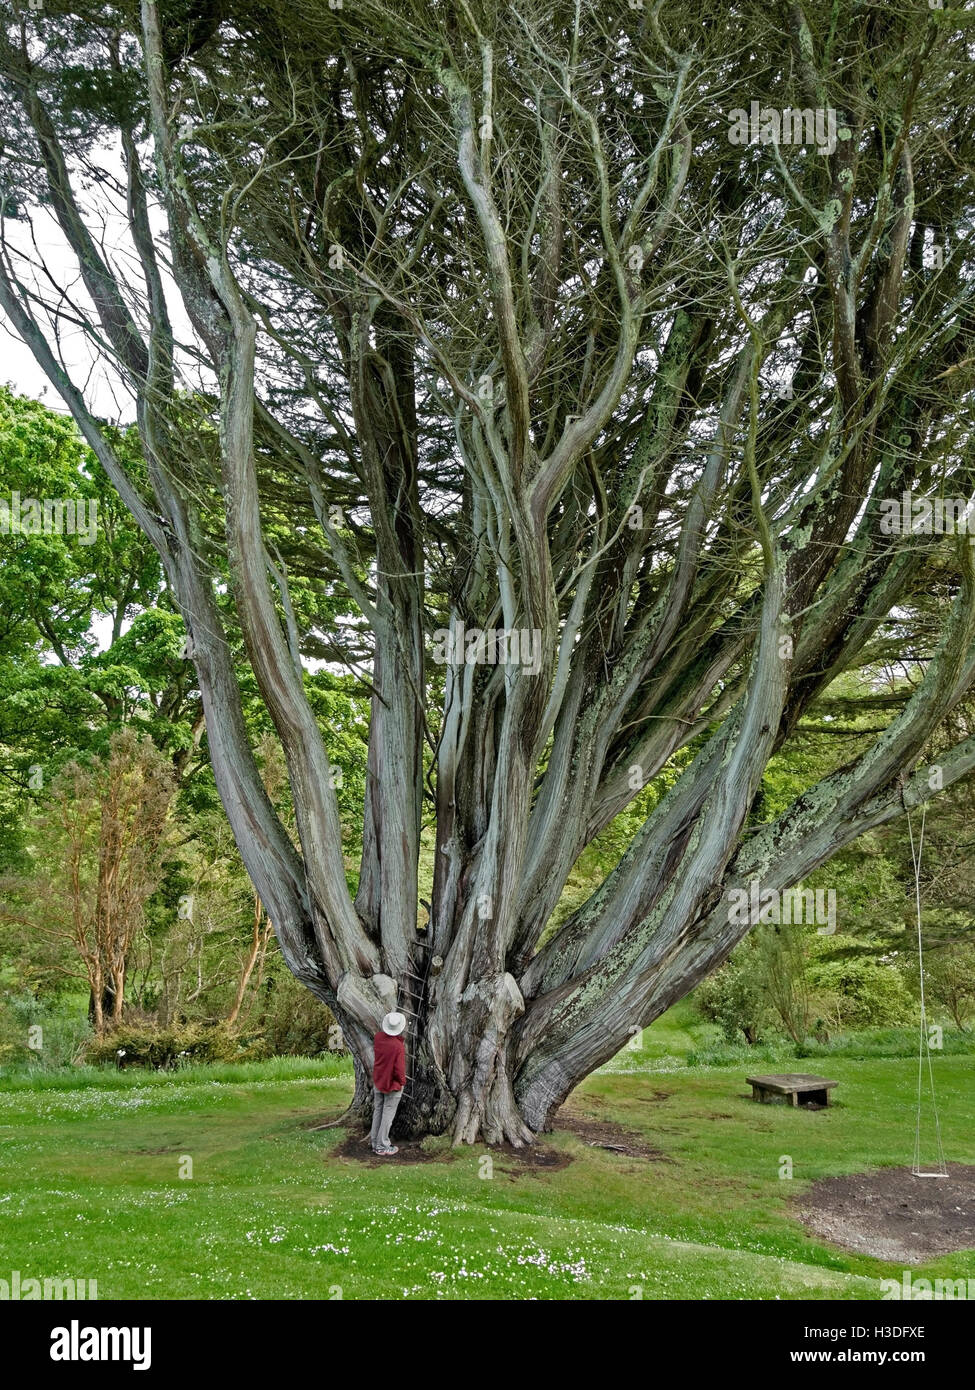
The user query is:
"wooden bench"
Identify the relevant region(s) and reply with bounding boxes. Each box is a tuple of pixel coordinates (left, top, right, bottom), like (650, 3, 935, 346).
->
(746, 1073, 838, 1108)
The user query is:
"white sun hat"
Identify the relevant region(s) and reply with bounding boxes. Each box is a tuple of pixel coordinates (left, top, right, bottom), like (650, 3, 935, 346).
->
(381, 1011, 406, 1036)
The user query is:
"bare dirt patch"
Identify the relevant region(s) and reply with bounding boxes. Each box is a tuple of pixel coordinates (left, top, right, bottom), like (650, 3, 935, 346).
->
(554, 1105, 672, 1162)
(331, 1128, 572, 1170)
(585, 1088, 673, 1107)
(492, 1142, 574, 1172)
(796, 1165, 975, 1263)
(322, 1106, 667, 1170)
(332, 1131, 453, 1166)
(637, 1089, 674, 1105)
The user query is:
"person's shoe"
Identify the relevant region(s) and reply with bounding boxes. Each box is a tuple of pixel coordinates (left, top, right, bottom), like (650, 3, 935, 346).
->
(377, 1145, 399, 1155)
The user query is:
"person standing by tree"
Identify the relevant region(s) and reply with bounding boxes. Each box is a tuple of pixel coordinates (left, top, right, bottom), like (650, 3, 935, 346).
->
(370, 1012, 407, 1156)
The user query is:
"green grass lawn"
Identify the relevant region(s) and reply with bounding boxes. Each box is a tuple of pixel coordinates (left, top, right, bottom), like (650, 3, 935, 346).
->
(1, 1023, 972, 1300)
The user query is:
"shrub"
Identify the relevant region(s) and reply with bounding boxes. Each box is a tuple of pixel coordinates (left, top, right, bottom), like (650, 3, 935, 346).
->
(695, 956, 771, 1044)
(902, 942, 975, 1031)
(84, 1022, 265, 1069)
(0, 992, 92, 1071)
(687, 1025, 975, 1066)
(253, 971, 342, 1057)
(807, 957, 916, 1028)
(82, 977, 342, 1069)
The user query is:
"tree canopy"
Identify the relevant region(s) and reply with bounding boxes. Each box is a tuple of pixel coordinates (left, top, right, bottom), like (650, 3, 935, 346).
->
(2, 0, 975, 1142)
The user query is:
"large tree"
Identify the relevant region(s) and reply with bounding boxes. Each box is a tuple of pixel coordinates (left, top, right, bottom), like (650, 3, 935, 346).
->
(2, 0, 975, 1142)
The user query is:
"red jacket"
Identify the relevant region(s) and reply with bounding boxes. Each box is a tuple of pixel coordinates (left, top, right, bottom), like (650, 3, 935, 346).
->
(373, 1031, 406, 1092)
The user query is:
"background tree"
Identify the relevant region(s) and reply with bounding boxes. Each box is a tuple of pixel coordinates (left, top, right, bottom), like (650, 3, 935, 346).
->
(0, 387, 205, 864)
(1, 727, 175, 1031)
(904, 943, 975, 1032)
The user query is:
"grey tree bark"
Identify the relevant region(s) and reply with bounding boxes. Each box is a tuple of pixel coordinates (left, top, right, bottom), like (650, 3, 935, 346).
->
(2, 0, 975, 1142)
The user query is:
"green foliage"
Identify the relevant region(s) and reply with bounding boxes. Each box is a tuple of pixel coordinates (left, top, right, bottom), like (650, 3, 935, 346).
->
(696, 921, 919, 1047)
(0, 388, 195, 871)
(685, 1026, 975, 1067)
(1, 728, 177, 1014)
(752, 923, 813, 1045)
(0, 990, 92, 1071)
(903, 942, 975, 1032)
(255, 971, 341, 1057)
(695, 948, 772, 1045)
(85, 1022, 265, 1069)
(806, 955, 917, 1029)
(83, 985, 341, 1069)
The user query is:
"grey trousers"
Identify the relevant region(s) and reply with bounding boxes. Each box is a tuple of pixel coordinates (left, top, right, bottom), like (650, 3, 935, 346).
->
(370, 1088, 403, 1149)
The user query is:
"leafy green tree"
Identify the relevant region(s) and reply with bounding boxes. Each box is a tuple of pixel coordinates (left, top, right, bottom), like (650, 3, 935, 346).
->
(0, 388, 195, 862)
(1, 727, 175, 1031)
(904, 942, 975, 1032)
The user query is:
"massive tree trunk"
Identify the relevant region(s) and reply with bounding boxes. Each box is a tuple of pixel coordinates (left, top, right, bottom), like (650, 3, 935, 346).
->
(3, 1, 975, 1142)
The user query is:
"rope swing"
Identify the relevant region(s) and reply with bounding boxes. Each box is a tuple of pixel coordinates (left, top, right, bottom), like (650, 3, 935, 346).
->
(906, 804, 948, 1179)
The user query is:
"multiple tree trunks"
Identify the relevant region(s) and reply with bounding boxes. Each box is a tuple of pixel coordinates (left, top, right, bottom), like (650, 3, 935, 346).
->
(2, 4, 975, 1141)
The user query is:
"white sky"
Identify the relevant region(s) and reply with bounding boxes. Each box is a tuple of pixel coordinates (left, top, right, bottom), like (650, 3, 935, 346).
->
(0, 140, 197, 420)
(1, 162, 190, 655)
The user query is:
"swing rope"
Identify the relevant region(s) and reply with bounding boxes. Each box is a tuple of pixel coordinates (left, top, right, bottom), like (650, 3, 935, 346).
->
(906, 804, 948, 1179)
